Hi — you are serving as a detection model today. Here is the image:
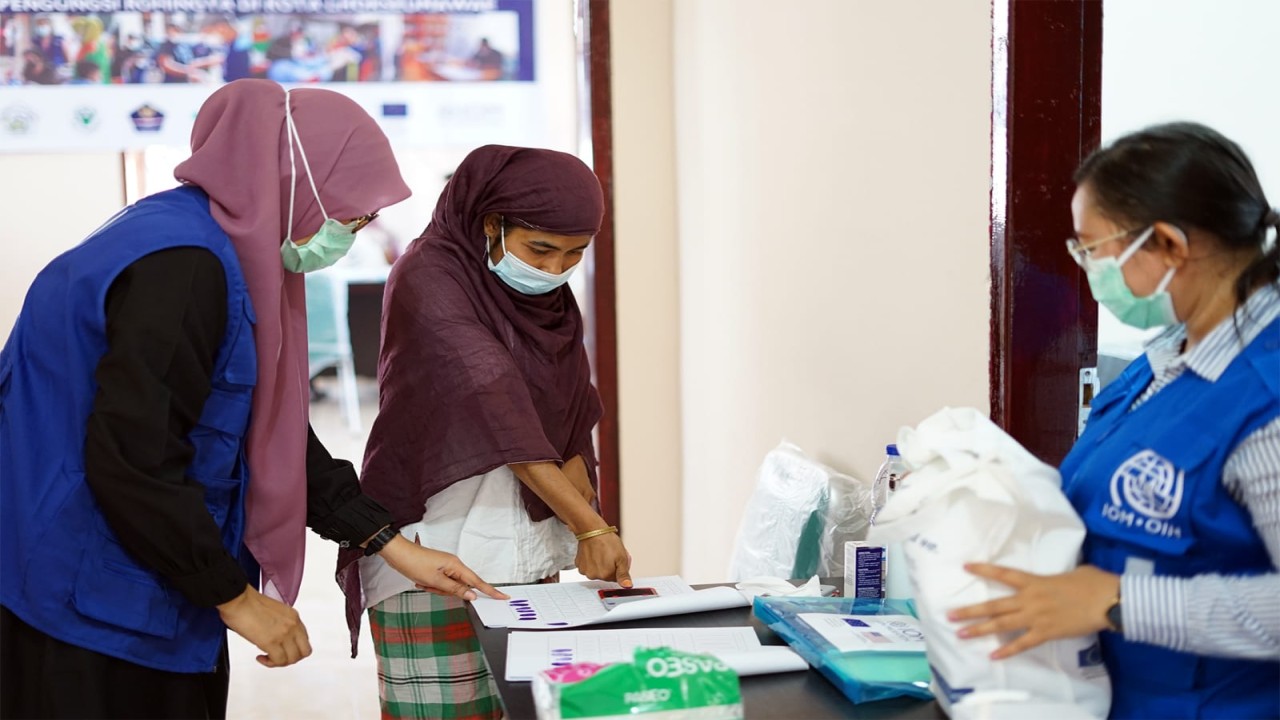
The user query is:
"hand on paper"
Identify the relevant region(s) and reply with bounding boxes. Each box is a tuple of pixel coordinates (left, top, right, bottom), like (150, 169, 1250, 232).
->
(563, 455, 597, 507)
(380, 535, 509, 601)
(217, 584, 312, 668)
(947, 563, 1119, 659)
(576, 530, 633, 588)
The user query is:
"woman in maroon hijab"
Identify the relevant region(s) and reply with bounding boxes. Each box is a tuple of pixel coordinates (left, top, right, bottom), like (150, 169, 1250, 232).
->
(0, 80, 500, 719)
(341, 145, 632, 719)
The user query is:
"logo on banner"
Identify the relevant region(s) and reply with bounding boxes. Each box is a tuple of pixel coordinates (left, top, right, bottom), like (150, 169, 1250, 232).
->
(2, 106, 36, 135)
(1102, 449, 1185, 538)
(130, 104, 165, 132)
(73, 107, 99, 132)
(381, 103, 409, 118)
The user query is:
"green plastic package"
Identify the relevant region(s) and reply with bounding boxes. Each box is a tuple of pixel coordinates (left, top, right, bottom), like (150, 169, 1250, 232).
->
(532, 647, 744, 720)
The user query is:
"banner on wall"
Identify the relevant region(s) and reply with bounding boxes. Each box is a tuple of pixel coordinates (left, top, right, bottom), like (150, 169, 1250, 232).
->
(0, 0, 538, 151)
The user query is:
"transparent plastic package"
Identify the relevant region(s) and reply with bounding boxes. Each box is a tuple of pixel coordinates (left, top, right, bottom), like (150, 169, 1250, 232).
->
(728, 442, 873, 581)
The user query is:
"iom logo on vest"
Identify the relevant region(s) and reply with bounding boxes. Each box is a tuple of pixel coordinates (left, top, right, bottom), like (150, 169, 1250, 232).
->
(1104, 449, 1185, 538)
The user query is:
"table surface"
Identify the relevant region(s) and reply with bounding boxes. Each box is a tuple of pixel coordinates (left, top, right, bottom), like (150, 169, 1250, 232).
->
(466, 584, 946, 720)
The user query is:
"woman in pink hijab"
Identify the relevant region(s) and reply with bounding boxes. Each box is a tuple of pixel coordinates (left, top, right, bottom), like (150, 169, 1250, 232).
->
(0, 79, 502, 719)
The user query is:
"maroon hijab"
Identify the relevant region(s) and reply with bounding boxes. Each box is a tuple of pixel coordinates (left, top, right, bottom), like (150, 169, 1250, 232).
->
(338, 145, 603, 644)
(176, 80, 411, 604)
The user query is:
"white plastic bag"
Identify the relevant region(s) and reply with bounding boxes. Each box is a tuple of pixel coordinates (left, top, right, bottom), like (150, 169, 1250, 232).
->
(728, 442, 872, 581)
(866, 408, 1110, 718)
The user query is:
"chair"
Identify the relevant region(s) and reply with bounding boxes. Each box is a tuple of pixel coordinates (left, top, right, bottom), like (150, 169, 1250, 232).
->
(305, 269, 361, 433)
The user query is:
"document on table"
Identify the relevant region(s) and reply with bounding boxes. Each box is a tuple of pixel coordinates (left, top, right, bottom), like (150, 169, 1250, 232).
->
(504, 626, 809, 681)
(471, 575, 750, 629)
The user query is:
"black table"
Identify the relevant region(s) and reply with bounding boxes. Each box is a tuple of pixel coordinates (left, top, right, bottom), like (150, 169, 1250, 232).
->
(466, 584, 946, 719)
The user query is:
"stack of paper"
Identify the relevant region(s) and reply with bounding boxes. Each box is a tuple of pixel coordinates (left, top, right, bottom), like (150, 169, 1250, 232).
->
(472, 576, 810, 681)
(471, 575, 749, 630)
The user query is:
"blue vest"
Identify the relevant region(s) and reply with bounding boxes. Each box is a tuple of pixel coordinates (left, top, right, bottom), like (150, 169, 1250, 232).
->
(1062, 319, 1280, 719)
(0, 186, 257, 673)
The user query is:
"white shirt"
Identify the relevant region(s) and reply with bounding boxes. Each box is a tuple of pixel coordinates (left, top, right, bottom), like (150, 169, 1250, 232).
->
(359, 465, 577, 609)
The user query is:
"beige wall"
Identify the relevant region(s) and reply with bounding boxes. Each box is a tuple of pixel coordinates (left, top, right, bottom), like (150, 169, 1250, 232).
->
(672, 0, 993, 581)
(610, 0, 684, 575)
(0, 154, 125, 337)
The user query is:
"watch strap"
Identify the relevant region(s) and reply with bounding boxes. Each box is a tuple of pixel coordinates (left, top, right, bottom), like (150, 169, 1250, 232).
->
(363, 526, 398, 557)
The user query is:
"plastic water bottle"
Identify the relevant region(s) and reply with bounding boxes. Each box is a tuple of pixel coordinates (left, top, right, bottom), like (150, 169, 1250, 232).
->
(869, 444, 907, 525)
(870, 444, 913, 599)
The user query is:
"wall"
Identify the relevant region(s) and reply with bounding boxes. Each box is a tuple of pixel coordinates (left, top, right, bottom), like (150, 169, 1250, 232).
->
(1098, 0, 1280, 361)
(609, 0, 683, 575)
(0, 153, 125, 337)
(673, 0, 993, 582)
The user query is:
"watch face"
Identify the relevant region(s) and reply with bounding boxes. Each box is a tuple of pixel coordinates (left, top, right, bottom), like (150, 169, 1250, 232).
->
(1106, 601, 1123, 633)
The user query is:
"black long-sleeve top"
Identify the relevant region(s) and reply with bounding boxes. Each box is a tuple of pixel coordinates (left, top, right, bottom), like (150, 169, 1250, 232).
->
(82, 247, 390, 608)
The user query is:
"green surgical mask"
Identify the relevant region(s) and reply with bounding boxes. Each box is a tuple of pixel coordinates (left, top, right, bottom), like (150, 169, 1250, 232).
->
(1084, 226, 1178, 329)
(280, 88, 357, 274)
(281, 218, 358, 274)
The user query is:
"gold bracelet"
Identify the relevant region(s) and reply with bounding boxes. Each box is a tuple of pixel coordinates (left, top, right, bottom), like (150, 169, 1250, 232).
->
(575, 525, 618, 542)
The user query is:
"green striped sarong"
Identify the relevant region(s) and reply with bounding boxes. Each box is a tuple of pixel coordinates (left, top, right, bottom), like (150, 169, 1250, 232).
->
(368, 590, 502, 720)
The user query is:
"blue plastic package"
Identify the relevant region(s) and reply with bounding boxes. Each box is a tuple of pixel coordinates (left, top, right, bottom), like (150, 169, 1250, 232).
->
(753, 596, 933, 704)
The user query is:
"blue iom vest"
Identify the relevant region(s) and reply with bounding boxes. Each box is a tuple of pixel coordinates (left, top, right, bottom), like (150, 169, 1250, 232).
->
(1062, 319, 1280, 719)
(0, 185, 257, 673)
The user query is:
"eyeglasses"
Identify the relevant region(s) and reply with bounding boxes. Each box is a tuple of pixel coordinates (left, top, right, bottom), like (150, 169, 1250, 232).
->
(351, 211, 379, 233)
(1065, 228, 1135, 269)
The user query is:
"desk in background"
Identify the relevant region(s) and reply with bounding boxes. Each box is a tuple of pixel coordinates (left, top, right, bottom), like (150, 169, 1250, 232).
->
(466, 583, 944, 720)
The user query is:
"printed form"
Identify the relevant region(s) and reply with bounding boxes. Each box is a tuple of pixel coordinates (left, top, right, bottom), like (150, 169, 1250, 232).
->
(471, 575, 750, 629)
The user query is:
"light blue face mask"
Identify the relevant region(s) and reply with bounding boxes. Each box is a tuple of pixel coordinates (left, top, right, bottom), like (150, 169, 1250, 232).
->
(486, 220, 577, 295)
(1083, 226, 1178, 329)
(280, 89, 358, 274)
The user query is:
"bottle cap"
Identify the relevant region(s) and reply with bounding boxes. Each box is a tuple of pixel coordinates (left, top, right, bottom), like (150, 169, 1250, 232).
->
(886, 444, 899, 456)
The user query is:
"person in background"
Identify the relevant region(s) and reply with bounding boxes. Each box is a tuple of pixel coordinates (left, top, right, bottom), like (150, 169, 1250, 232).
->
(157, 22, 198, 82)
(338, 145, 632, 720)
(20, 47, 58, 84)
(327, 24, 365, 82)
(0, 79, 503, 720)
(468, 37, 504, 79)
(70, 15, 109, 84)
(111, 32, 154, 84)
(31, 16, 67, 69)
(952, 122, 1280, 719)
(204, 16, 250, 82)
(69, 57, 100, 84)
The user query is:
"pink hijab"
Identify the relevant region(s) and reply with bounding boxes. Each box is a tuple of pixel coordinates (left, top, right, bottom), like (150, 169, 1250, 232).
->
(175, 79, 410, 604)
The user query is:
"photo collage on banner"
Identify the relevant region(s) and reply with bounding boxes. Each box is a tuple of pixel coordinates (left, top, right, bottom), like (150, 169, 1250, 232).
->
(0, 0, 538, 150)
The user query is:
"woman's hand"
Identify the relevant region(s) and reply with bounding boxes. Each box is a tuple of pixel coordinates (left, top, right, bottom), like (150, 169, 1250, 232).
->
(217, 584, 312, 668)
(947, 563, 1119, 659)
(379, 535, 509, 601)
(508, 460, 630, 586)
(575, 531, 633, 588)
(563, 455, 596, 506)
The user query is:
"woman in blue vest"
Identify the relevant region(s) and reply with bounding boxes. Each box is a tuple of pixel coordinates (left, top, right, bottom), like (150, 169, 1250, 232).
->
(952, 123, 1280, 718)
(0, 79, 502, 719)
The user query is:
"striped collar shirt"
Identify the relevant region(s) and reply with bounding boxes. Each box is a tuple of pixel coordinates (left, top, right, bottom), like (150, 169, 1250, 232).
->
(1136, 282, 1280, 408)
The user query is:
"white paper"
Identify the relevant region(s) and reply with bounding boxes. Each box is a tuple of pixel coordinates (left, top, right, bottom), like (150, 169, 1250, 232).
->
(472, 575, 749, 629)
(505, 627, 808, 681)
(798, 613, 927, 653)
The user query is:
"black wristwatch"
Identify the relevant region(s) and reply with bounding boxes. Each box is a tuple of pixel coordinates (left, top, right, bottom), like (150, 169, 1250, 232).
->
(363, 526, 398, 557)
(1105, 593, 1124, 634)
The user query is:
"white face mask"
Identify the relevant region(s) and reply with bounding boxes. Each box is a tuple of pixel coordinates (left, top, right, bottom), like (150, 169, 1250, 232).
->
(486, 220, 577, 295)
(280, 89, 358, 274)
